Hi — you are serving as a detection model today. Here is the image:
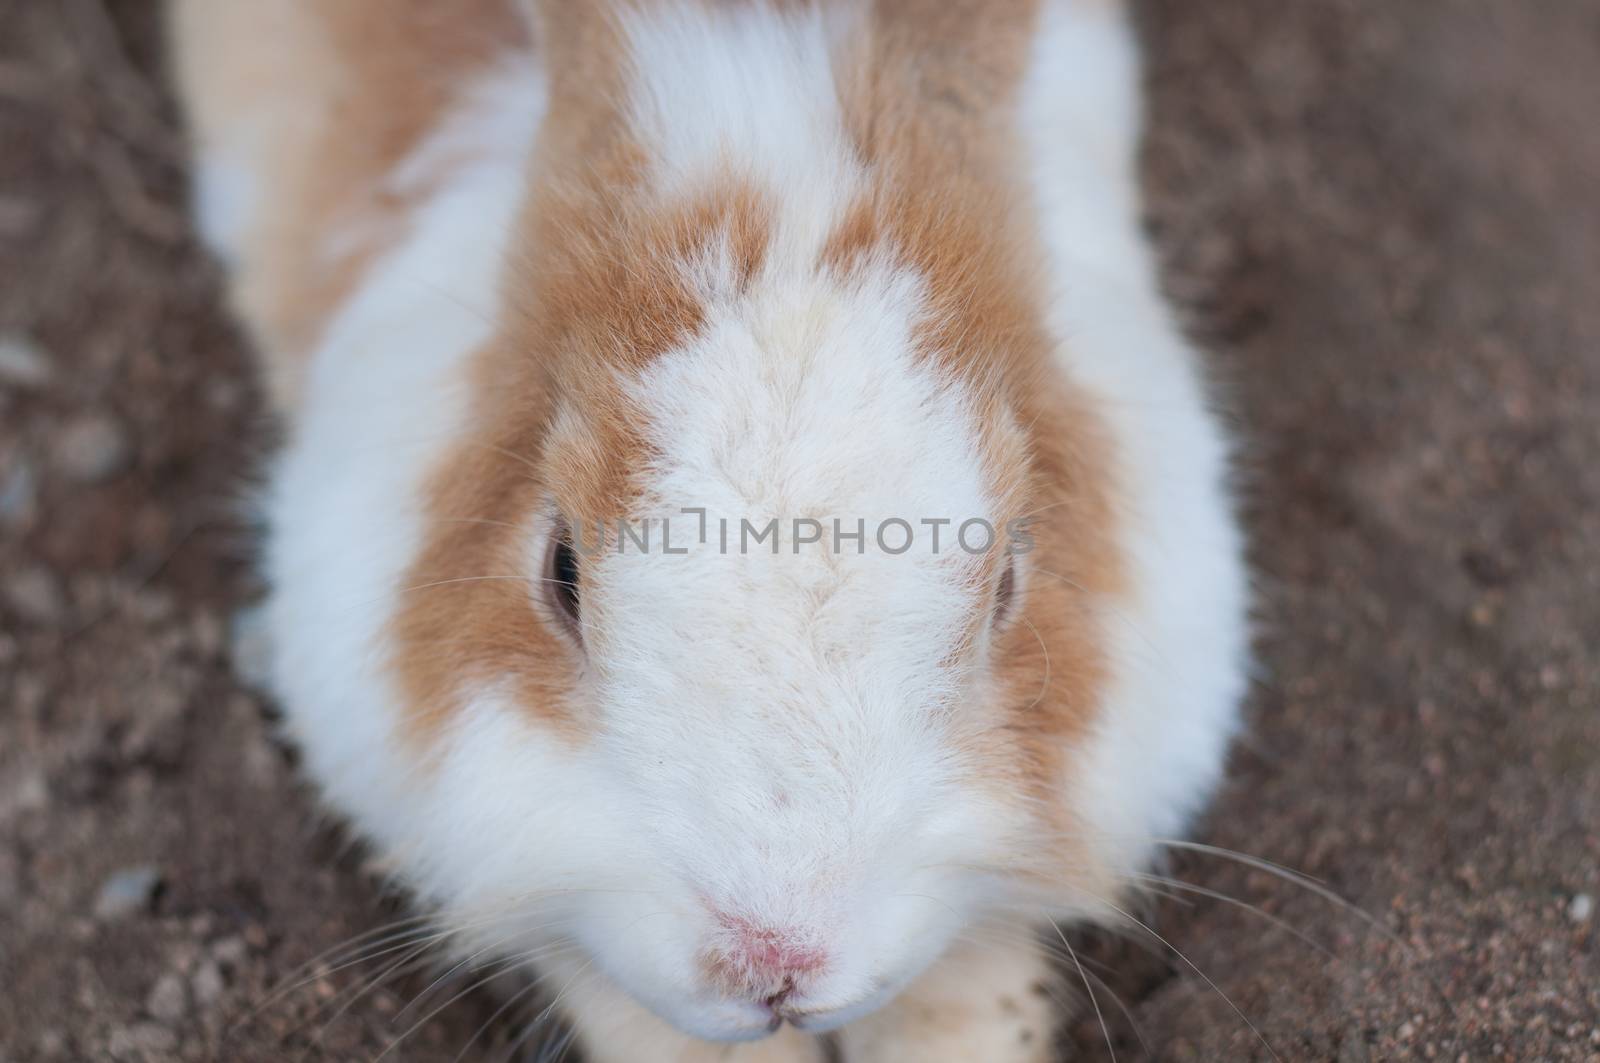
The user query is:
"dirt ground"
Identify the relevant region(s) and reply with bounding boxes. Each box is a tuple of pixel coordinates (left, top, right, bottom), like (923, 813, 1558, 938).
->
(1, 1, 1596, 1060)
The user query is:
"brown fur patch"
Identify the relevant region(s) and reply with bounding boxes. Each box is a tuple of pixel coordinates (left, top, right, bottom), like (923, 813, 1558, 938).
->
(820, 1, 1127, 844)
(394, 173, 777, 739)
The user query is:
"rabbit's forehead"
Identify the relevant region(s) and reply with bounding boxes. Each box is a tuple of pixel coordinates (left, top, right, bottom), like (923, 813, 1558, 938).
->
(572, 253, 1000, 657)
(627, 258, 994, 532)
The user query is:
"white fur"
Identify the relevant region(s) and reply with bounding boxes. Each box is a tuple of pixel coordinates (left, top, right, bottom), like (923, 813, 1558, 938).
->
(262, 57, 547, 869)
(1019, 0, 1250, 883)
(193, 151, 255, 265)
(834, 936, 1057, 1063)
(620, 1, 864, 213)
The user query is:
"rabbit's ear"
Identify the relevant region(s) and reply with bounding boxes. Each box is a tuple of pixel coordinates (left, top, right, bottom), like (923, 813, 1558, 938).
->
(518, 1, 629, 98)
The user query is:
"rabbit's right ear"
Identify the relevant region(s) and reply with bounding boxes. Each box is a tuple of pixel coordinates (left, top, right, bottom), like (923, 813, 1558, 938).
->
(515, 0, 643, 192)
(519, 1, 628, 99)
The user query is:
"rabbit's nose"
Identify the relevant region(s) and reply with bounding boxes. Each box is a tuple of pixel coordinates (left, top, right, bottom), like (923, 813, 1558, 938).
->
(702, 910, 828, 1002)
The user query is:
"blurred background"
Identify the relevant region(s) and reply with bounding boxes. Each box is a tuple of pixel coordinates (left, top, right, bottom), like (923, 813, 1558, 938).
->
(1, 1, 1596, 1060)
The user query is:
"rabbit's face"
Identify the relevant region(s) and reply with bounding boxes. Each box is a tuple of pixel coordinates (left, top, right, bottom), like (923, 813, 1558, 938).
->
(506, 258, 1044, 1040)
(384, 202, 1131, 1037)
(382, 169, 1132, 1038)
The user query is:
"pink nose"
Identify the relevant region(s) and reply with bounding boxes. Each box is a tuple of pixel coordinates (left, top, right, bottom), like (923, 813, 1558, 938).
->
(704, 912, 827, 1000)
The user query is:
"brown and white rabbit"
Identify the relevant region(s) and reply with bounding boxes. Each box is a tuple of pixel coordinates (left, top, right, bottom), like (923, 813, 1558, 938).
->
(171, 1, 1248, 1059)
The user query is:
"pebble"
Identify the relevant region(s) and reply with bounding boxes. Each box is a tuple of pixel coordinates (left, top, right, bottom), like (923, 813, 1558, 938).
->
(242, 726, 285, 788)
(229, 605, 274, 689)
(4, 565, 66, 625)
(117, 686, 187, 765)
(145, 973, 188, 1023)
(191, 610, 225, 658)
(1568, 893, 1593, 924)
(52, 413, 130, 483)
(0, 460, 37, 527)
(209, 935, 248, 968)
(34, 1030, 68, 1059)
(1337, 1030, 1369, 1063)
(0, 766, 47, 828)
(92, 865, 162, 921)
(0, 334, 51, 388)
(107, 1022, 176, 1060)
(190, 960, 225, 1008)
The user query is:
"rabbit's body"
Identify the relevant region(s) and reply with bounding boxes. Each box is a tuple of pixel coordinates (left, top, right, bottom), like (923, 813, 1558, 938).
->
(173, 1, 1248, 1059)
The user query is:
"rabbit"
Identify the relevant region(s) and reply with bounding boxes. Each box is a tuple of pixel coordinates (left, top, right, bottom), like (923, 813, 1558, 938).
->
(170, 0, 1248, 1059)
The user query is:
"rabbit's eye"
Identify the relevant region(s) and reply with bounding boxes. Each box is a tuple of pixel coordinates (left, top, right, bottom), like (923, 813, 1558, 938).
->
(993, 557, 1017, 628)
(545, 525, 581, 637)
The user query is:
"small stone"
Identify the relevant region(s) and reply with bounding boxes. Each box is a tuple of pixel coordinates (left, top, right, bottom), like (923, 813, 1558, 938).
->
(209, 935, 248, 968)
(117, 686, 187, 765)
(229, 604, 274, 689)
(0, 334, 50, 388)
(1568, 893, 1593, 924)
(131, 588, 176, 623)
(0, 460, 37, 527)
(0, 768, 48, 825)
(52, 414, 130, 483)
(107, 1022, 177, 1060)
(93, 865, 162, 920)
(242, 727, 284, 788)
(145, 973, 188, 1023)
(35, 1029, 67, 1059)
(191, 960, 225, 1008)
(192, 611, 225, 658)
(1397, 1021, 1416, 1041)
(4, 566, 65, 625)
